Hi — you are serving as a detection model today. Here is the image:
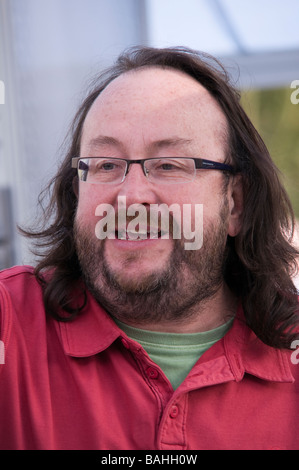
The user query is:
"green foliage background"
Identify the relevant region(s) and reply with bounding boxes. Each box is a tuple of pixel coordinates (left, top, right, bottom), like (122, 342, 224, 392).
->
(241, 87, 299, 218)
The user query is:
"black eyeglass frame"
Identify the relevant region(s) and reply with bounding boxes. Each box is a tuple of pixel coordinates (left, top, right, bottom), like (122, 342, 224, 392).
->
(71, 156, 236, 183)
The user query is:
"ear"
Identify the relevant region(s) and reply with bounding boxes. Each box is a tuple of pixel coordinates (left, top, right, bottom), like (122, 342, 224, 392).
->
(227, 174, 243, 237)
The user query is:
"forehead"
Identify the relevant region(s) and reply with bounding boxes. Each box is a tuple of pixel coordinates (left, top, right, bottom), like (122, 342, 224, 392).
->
(81, 67, 228, 154)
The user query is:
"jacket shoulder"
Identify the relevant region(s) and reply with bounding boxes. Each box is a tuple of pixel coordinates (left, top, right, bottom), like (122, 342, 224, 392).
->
(0, 265, 44, 311)
(0, 265, 44, 347)
(0, 265, 35, 281)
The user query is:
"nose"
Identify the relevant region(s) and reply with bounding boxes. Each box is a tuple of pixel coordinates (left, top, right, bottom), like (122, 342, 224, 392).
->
(125, 160, 148, 179)
(117, 162, 156, 206)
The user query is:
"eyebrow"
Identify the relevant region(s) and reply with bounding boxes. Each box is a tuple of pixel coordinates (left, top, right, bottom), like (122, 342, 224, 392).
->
(87, 135, 121, 149)
(148, 138, 193, 152)
(87, 135, 194, 153)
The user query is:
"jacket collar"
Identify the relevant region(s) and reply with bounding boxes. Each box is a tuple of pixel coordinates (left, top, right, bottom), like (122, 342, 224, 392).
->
(223, 305, 294, 383)
(58, 291, 294, 384)
(58, 292, 122, 357)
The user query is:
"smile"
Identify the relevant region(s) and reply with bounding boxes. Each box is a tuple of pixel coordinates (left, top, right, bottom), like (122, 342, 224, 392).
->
(116, 227, 163, 241)
(94, 196, 204, 250)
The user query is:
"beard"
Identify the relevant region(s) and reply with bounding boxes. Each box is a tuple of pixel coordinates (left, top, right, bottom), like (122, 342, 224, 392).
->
(74, 200, 230, 327)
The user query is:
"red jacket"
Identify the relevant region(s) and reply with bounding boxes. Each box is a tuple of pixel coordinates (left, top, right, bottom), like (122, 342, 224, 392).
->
(0, 265, 299, 450)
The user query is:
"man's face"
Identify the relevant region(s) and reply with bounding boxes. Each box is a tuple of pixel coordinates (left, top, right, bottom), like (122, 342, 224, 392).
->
(74, 67, 242, 328)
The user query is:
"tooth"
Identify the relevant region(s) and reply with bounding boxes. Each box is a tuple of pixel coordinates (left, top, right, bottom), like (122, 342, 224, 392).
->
(127, 231, 147, 240)
(117, 229, 127, 240)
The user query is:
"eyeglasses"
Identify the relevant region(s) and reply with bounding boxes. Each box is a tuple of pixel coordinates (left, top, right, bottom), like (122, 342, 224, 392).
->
(71, 157, 235, 185)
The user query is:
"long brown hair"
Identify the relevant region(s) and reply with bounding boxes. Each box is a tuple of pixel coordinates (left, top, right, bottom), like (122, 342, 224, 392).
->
(22, 46, 299, 348)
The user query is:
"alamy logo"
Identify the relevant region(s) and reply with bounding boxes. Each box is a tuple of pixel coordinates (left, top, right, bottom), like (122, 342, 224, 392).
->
(94, 196, 203, 250)
(290, 340, 299, 365)
(0, 80, 4, 104)
(0, 340, 4, 364)
(290, 80, 299, 105)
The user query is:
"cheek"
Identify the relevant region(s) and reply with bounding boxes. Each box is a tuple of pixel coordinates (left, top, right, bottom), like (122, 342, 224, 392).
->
(76, 184, 114, 219)
(76, 195, 96, 222)
(75, 191, 103, 236)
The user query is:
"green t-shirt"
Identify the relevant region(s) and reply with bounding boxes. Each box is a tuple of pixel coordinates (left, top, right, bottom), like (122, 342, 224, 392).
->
(114, 317, 234, 390)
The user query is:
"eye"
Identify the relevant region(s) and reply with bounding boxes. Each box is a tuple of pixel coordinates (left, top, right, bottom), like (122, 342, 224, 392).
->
(94, 159, 123, 172)
(159, 162, 178, 171)
(154, 159, 183, 171)
(147, 158, 195, 183)
(99, 161, 117, 171)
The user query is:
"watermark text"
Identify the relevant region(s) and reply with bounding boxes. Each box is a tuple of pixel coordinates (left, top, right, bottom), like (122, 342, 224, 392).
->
(94, 196, 203, 250)
(0, 340, 4, 364)
(290, 80, 299, 104)
(100, 452, 198, 466)
(291, 340, 299, 365)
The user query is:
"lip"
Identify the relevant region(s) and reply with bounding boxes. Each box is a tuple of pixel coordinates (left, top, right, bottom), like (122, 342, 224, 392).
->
(115, 225, 168, 239)
(106, 235, 170, 251)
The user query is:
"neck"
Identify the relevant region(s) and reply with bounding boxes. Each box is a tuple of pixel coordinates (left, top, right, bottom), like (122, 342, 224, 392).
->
(114, 283, 238, 334)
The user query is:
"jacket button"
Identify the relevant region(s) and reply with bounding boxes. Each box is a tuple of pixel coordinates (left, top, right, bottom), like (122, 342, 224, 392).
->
(169, 405, 179, 418)
(146, 367, 159, 379)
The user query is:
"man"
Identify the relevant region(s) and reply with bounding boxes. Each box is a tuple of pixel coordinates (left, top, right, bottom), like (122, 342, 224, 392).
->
(0, 46, 298, 450)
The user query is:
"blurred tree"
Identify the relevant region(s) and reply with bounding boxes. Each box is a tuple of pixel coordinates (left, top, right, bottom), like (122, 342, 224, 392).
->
(241, 87, 299, 218)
